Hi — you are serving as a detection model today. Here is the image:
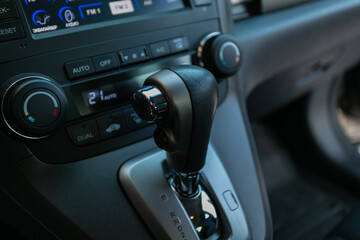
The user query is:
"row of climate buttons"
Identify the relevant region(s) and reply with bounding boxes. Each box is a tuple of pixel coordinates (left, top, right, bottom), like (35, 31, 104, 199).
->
(0, 0, 25, 43)
(67, 106, 150, 146)
(64, 36, 189, 79)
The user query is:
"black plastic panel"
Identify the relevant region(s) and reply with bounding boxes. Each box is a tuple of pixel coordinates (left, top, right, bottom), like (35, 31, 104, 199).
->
(234, 0, 360, 119)
(247, 48, 344, 119)
(0, 140, 156, 239)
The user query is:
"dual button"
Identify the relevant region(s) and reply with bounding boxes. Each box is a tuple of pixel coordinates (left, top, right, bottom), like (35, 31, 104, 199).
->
(67, 107, 148, 146)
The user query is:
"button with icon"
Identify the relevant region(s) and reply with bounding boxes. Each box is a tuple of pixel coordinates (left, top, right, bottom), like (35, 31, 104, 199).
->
(149, 41, 171, 58)
(123, 107, 149, 131)
(168, 36, 189, 53)
(118, 46, 149, 66)
(32, 10, 51, 27)
(96, 111, 127, 140)
(59, 7, 76, 23)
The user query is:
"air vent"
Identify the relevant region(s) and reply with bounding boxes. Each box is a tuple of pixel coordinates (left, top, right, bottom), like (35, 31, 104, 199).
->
(231, 0, 259, 20)
(231, 0, 313, 20)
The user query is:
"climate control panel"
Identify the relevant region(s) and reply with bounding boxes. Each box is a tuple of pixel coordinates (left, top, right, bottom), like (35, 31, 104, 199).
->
(0, 25, 241, 166)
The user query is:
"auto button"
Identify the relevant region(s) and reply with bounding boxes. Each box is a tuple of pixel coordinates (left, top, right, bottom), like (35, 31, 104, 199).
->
(64, 58, 95, 79)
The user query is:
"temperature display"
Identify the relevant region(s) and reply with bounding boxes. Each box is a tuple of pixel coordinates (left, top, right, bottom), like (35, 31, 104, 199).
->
(82, 84, 118, 107)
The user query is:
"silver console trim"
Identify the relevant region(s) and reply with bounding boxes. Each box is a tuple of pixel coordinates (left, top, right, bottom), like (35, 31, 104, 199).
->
(120, 150, 200, 240)
(119, 144, 249, 239)
(203, 145, 249, 239)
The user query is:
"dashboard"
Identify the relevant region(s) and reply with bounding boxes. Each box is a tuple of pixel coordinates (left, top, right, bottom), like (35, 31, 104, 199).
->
(2, 0, 360, 239)
(0, 0, 221, 164)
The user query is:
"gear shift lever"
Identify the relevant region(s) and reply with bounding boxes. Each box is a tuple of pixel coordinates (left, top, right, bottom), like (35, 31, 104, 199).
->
(124, 65, 248, 239)
(131, 65, 218, 197)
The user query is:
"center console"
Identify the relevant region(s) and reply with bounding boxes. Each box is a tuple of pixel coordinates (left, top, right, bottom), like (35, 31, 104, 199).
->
(0, 0, 272, 239)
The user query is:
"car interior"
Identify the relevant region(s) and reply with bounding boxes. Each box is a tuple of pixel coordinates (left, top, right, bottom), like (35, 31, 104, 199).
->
(1, 0, 360, 239)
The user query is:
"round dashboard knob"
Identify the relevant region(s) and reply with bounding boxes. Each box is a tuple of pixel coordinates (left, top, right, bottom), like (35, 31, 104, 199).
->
(21, 90, 60, 127)
(1, 74, 68, 139)
(196, 32, 241, 78)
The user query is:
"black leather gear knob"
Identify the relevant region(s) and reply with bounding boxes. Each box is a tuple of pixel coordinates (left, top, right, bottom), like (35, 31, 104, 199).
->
(131, 65, 218, 174)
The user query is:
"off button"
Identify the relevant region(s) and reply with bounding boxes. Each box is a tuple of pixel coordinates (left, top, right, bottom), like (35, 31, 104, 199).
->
(92, 53, 120, 73)
(0, 20, 25, 43)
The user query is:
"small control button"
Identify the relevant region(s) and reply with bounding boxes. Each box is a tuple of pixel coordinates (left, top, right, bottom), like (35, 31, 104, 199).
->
(223, 190, 239, 211)
(138, 0, 155, 8)
(64, 58, 95, 79)
(168, 37, 189, 53)
(0, 1, 18, 21)
(123, 107, 148, 131)
(118, 46, 149, 66)
(96, 111, 127, 139)
(149, 41, 171, 58)
(92, 53, 120, 73)
(194, 0, 212, 6)
(59, 7, 76, 23)
(32, 10, 51, 27)
(78, 2, 104, 19)
(67, 119, 100, 146)
(109, 0, 134, 15)
(0, 20, 25, 43)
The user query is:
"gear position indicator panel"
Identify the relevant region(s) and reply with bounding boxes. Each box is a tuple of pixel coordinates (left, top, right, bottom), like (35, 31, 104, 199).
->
(21, 0, 186, 35)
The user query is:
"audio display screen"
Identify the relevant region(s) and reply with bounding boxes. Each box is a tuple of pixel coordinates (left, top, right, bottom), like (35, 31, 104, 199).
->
(21, 0, 185, 35)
